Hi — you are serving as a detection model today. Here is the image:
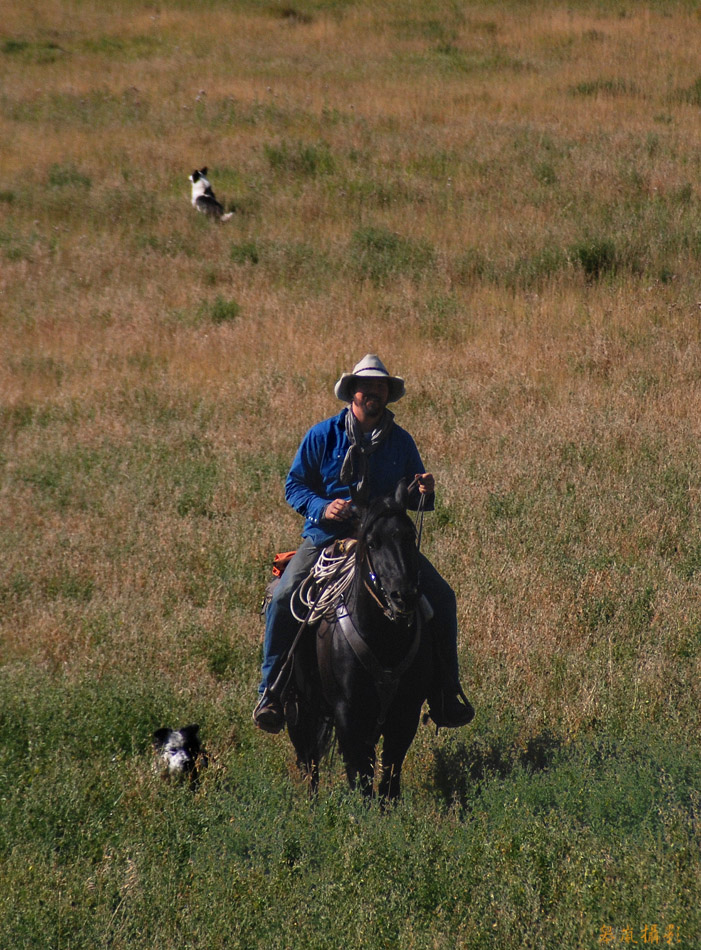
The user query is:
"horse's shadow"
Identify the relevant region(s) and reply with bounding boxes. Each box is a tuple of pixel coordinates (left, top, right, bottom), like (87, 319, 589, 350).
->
(429, 729, 563, 810)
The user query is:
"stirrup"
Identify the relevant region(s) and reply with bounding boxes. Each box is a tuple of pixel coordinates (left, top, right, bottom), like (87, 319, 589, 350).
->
(426, 688, 475, 730)
(252, 692, 285, 734)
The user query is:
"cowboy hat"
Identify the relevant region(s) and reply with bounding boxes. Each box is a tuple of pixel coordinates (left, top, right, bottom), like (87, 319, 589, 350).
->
(334, 354, 405, 403)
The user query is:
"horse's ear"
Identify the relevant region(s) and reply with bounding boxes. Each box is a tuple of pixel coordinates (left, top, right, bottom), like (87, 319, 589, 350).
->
(349, 483, 366, 518)
(394, 478, 409, 508)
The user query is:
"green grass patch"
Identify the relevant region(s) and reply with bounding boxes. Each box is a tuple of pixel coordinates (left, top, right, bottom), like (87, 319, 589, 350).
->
(79, 34, 163, 59)
(569, 78, 639, 98)
(569, 236, 618, 280)
(0, 665, 697, 949)
(1, 37, 65, 63)
(0, 226, 42, 262)
(199, 296, 242, 326)
(672, 75, 701, 107)
(349, 225, 435, 285)
(230, 240, 260, 264)
(48, 163, 92, 189)
(258, 239, 334, 290)
(264, 139, 336, 177)
(16, 445, 111, 513)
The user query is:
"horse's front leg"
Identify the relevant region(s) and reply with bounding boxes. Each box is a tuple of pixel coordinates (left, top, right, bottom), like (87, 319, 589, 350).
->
(377, 705, 423, 803)
(295, 752, 320, 796)
(335, 707, 377, 796)
(343, 743, 376, 796)
(287, 698, 324, 798)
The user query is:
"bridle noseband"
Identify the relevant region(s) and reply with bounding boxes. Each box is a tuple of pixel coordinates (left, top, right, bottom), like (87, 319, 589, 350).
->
(362, 546, 417, 623)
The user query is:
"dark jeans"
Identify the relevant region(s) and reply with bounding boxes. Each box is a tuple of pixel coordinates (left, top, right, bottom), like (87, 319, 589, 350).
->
(258, 539, 460, 694)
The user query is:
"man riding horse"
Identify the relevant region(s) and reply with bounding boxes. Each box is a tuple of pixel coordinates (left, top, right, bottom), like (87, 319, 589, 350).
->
(253, 354, 474, 734)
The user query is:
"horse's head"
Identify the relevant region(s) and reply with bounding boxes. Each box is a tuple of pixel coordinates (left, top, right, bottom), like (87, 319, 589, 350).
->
(355, 480, 420, 621)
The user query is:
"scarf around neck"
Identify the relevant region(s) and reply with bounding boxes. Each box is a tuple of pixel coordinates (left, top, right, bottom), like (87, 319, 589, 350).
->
(339, 407, 395, 502)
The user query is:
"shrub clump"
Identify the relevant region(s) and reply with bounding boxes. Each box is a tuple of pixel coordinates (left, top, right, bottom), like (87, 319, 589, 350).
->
(569, 237, 618, 280)
(201, 296, 241, 324)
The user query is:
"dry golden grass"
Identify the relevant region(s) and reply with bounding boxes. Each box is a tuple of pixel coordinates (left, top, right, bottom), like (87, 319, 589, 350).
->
(1, 1, 699, 748)
(1, 10, 700, 949)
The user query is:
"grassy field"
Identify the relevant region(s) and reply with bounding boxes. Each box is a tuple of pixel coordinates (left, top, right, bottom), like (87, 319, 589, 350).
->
(1, 0, 699, 947)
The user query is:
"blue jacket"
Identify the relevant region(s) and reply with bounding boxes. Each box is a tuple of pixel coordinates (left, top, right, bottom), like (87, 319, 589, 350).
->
(285, 408, 433, 546)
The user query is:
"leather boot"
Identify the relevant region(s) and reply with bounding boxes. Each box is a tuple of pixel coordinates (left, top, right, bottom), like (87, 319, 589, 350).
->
(428, 686, 475, 729)
(252, 691, 285, 734)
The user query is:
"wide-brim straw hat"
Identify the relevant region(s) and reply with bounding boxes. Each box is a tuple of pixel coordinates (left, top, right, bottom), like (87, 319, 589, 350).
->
(334, 354, 405, 403)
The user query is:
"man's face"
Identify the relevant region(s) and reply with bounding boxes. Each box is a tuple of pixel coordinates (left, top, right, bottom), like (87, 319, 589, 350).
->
(351, 378, 390, 423)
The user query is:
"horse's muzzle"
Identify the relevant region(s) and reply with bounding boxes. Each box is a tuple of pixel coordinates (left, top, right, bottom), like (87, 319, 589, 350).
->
(388, 586, 419, 619)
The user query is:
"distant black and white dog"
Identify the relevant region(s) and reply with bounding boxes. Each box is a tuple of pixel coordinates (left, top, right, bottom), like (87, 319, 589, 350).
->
(188, 167, 234, 221)
(152, 724, 207, 786)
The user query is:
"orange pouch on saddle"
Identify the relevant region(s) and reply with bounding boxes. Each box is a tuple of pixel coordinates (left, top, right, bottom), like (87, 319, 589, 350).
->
(271, 551, 297, 577)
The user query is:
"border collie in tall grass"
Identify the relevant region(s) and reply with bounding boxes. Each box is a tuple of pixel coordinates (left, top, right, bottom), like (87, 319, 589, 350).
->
(188, 168, 234, 221)
(152, 724, 207, 787)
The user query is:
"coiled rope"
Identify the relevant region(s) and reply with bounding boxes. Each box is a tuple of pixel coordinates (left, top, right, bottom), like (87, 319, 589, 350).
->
(290, 542, 357, 624)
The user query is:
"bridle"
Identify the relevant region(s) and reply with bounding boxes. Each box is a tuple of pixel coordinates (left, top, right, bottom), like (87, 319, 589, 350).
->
(363, 553, 402, 621)
(361, 475, 427, 620)
(362, 545, 417, 622)
(359, 499, 422, 623)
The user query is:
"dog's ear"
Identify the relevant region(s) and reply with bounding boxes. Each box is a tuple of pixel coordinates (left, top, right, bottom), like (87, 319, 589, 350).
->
(180, 724, 201, 749)
(201, 167, 208, 176)
(152, 727, 172, 750)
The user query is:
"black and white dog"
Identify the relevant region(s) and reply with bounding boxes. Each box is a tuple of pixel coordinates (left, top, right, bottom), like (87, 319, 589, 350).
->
(188, 167, 233, 221)
(152, 724, 207, 786)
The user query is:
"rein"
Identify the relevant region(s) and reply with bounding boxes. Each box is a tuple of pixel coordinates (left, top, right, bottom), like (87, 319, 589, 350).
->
(406, 475, 427, 555)
(363, 571, 392, 618)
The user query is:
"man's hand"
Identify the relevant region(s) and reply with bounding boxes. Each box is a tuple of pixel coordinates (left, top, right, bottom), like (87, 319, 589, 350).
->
(324, 499, 355, 522)
(415, 473, 435, 494)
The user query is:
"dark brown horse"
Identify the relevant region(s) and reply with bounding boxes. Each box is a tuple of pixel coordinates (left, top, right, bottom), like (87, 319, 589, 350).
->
(285, 481, 432, 800)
